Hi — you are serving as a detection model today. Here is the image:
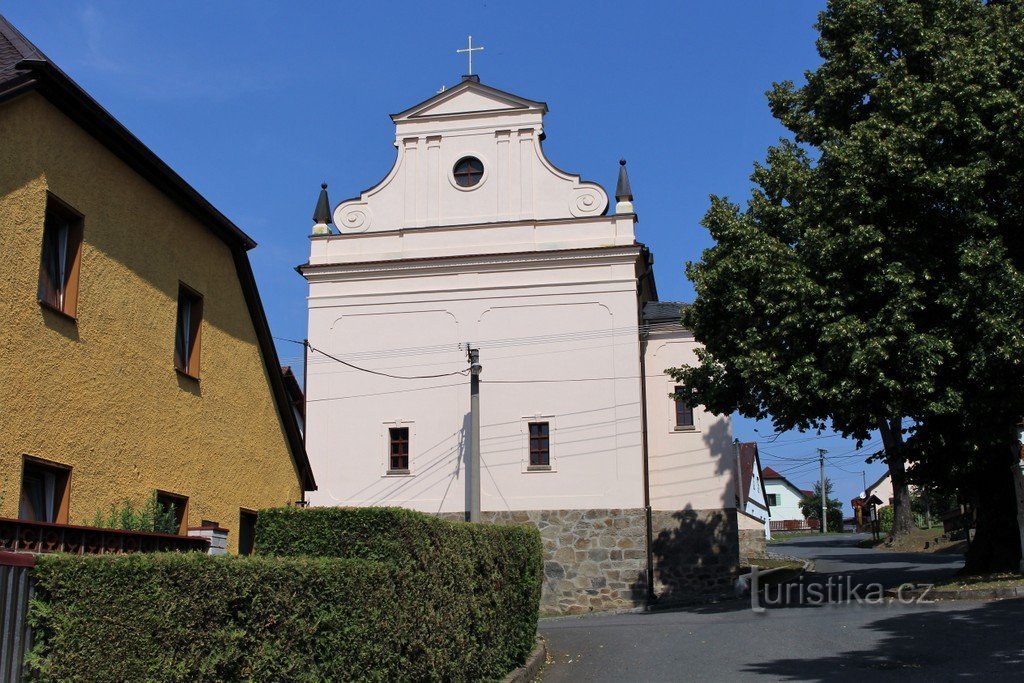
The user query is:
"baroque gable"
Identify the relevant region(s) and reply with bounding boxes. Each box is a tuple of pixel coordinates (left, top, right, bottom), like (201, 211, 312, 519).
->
(333, 78, 608, 233)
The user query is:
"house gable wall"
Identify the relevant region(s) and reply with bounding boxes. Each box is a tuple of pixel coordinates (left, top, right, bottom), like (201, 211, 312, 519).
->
(0, 93, 301, 549)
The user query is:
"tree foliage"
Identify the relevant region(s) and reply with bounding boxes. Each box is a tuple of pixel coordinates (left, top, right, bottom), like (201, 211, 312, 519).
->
(671, 0, 1024, 570)
(799, 479, 845, 533)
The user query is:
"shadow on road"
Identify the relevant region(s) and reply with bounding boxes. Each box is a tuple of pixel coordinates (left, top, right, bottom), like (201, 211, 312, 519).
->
(742, 599, 1024, 680)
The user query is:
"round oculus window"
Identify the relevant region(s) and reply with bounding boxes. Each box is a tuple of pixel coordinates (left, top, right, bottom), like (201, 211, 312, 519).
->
(453, 156, 484, 188)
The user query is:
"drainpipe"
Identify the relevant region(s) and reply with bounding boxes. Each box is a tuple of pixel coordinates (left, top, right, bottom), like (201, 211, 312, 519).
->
(638, 327, 655, 607)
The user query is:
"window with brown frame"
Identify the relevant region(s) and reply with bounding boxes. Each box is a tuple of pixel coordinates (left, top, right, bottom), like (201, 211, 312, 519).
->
(37, 195, 84, 319)
(155, 491, 188, 534)
(388, 427, 409, 473)
(238, 509, 257, 556)
(174, 284, 203, 378)
(528, 422, 550, 468)
(19, 456, 71, 524)
(674, 386, 695, 429)
(452, 156, 484, 187)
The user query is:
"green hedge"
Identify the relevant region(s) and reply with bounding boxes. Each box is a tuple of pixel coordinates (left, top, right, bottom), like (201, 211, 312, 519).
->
(26, 508, 543, 682)
(28, 553, 410, 681)
(257, 507, 543, 679)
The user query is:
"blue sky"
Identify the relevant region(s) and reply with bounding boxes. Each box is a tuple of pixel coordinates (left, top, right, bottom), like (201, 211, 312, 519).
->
(4, 1, 887, 512)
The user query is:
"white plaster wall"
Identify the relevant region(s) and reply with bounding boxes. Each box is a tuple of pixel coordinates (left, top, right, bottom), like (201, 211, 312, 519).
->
(643, 330, 734, 512)
(304, 242, 646, 513)
(868, 474, 894, 507)
(765, 481, 806, 522)
(744, 464, 769, 523)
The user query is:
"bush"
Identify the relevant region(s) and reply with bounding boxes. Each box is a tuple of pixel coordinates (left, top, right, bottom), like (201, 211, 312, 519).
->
(27, 508, 543, 682)
(879, 505, 895, 534)
(257, 507, 543, 680)
(28, 553, 409, 681)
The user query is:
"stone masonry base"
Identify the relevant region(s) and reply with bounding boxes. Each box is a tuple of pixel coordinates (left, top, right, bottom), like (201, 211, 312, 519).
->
(440, 507, 739, 615)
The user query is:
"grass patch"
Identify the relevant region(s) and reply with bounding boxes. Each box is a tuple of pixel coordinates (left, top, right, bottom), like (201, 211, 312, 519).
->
(934, 572, 1024, 591)
(860, 527, 967, 555)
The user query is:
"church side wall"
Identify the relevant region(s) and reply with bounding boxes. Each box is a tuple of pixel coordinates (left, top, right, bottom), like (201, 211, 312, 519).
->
(643, 330, 736, 513)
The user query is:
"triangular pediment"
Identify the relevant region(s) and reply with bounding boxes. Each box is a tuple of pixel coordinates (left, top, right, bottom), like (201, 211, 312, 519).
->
(391, 80, 547, 122)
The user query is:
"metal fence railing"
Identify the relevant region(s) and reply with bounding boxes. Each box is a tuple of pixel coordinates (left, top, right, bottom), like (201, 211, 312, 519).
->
(1, 553, 34, 683)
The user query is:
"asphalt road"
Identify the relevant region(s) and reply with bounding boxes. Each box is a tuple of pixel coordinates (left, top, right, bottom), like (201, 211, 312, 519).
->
(540, 535, 1024, 682)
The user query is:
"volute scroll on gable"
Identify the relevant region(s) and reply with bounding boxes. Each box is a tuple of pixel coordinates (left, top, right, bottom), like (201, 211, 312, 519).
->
(332, 80, 609, 233)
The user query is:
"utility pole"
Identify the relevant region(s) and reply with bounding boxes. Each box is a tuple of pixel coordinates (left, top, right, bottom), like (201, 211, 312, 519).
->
(818, 448, 828, 534)
(468, 346, 482, 523)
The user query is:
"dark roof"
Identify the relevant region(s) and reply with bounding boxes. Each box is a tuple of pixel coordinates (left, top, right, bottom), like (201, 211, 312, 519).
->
(762, 466, 807, 497)
(0, 14, 315, 491)
(737, 442, 769, 512)
(0, 13, 42, 83)
(281, 366, 305, 420)
(390, 77, 548, 121)
(642, 301, 688, 324)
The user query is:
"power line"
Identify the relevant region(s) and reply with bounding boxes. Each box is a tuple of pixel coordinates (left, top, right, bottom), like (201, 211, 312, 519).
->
(276, 337, 471, 380)
(276, 320, 689, 366)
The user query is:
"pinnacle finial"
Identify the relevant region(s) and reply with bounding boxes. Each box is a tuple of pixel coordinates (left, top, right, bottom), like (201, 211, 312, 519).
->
(615, 159, 633, 203)
(312, 182, 332, 235)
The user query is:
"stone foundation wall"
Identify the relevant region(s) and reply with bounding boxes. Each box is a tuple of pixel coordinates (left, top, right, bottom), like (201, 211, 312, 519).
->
(439, 509, 647, 614)
(440, 506, 740, 615)
(648, 509, 738, 604)
(738, 528, 767, 564)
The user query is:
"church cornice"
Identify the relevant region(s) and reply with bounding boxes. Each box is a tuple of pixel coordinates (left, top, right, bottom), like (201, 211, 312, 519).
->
(299, 244, 643, 281)
(310, 212, 630, 242)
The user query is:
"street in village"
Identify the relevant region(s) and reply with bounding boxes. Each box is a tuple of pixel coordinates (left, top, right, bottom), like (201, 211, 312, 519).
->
(541, 535, 1023, 681)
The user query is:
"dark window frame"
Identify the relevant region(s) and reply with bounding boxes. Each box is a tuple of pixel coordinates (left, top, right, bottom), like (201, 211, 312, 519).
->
(388, 427, 410, 473)
(174, 282, 204, 379)
(674, 386, 695, 430)
(37, 193, 84, 321)
(452, 156, 484, 188)
(19, 455, 72, 524)
(155, 490, 189, 534)
(528, 421, 550, 469)
(238, 508, 257, 556)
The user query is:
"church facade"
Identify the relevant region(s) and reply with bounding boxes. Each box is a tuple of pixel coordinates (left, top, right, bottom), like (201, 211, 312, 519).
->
(300, 76, 739, 613)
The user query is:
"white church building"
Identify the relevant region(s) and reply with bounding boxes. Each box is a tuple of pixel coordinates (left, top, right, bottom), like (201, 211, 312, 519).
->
(300, 75, 739, 613)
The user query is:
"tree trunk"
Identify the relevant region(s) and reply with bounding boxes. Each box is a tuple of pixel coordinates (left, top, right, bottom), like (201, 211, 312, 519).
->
(1013, 445, 1024, 574)
(877, 418, 914, 536)
(963, 444, 1022, 574)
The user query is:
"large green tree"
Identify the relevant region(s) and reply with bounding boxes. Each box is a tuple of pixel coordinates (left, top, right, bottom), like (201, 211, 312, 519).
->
(672, 0, 1024, 571)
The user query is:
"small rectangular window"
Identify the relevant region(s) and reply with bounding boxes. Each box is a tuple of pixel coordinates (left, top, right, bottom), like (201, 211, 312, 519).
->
(389, 427, 409, 473)
(767, 494, 780, 507)
(674, 386, 694, 429)
(155, 491, 188, 534)
(528, 422, 550, 468)
(19, 456, 71, 524)
(238, 509, 257, 556)
(174, 284, 203, 378)
(37, 195, 83, 319)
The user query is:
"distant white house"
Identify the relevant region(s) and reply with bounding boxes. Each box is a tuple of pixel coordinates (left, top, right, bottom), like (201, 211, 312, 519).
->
(736, 442, 771, 538)
(763, 467, 814, 530)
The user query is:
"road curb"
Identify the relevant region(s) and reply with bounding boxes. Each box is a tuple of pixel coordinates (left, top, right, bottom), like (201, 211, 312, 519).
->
(502, 636, 546, 683)
(888, 585, 1024, 602)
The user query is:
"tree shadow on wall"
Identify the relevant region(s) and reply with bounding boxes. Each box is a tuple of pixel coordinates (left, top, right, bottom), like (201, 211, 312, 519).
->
(630, 415, 741, 607)
(631, 507, 739, 608)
